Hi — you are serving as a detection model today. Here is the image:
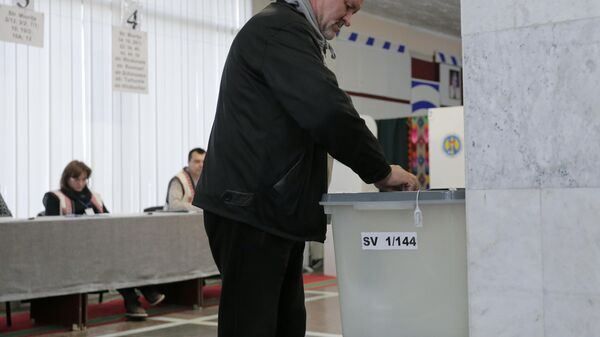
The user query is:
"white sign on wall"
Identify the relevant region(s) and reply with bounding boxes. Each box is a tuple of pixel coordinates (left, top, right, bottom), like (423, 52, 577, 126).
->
(0, 3, 44, 48)
(112, 27, 148, 94)
(112, 0, 147, 94)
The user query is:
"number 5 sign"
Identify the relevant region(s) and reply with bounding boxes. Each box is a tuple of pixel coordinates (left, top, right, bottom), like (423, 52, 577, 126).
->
(1, 1, 44, 47)
(121, 0, 141, 30)
(14, 0, 33, 9)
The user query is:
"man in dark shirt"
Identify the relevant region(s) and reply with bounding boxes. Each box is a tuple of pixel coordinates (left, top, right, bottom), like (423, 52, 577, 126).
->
(194, 1, 418, 336)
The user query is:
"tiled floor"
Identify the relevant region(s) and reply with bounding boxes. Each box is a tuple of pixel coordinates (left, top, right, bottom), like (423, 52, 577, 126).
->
(11, 285, 343, 337)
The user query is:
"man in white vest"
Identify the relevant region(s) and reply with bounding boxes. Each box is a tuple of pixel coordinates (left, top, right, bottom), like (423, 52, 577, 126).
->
(165, 148, 205, 211)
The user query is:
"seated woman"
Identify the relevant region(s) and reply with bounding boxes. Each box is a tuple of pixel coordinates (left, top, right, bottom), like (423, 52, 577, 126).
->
(43, 161, 108, 216)
(43, 160, 165, 320)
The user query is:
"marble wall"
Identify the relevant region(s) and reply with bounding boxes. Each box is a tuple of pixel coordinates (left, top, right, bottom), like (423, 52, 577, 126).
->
(462, 1, 600, 336)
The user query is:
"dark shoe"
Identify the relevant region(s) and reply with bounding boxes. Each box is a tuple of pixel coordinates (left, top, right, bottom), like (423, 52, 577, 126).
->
(310, 259, 323, 269)
(124, 299, 148, 320)
(145, 292, 165, 306)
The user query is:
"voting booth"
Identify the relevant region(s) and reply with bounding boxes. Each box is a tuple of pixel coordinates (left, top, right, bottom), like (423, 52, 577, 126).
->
(321, 190, 467, 337)
(428, 106, 465, 189)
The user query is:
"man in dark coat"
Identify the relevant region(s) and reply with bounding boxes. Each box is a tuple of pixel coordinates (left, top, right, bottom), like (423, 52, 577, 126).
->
(193, 0, 418, 336)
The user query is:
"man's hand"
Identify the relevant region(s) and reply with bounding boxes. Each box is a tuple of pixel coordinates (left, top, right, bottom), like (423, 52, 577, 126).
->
(374, 165, 419, 191)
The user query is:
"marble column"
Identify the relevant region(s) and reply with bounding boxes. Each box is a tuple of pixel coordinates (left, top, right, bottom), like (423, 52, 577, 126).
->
(462, 1, 600, 336)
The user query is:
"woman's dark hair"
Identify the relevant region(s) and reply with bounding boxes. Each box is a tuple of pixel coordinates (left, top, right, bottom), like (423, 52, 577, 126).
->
(60, 160, 92, 190)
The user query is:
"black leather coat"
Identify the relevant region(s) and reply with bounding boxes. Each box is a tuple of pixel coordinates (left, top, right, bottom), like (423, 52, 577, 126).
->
(193, 1, 390, 242)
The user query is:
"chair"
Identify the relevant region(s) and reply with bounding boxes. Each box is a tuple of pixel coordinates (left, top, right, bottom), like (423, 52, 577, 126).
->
(143, 206, 164, 212)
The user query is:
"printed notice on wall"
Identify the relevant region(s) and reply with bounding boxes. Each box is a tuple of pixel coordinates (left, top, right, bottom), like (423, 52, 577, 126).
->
(112, 26, 148, 94)
(0, 4, 44, 47)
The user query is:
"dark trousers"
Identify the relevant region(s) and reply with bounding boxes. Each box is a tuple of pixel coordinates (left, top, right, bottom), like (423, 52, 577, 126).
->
(118, 286, 159, 303)
(204, 211, 306, 337)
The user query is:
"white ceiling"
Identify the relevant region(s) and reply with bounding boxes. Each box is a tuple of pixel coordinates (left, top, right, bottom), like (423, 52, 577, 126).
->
(361, 0, 461, 37)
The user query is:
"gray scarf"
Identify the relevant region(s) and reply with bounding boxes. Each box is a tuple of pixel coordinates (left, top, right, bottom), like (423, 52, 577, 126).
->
(283, 0, 336, 59)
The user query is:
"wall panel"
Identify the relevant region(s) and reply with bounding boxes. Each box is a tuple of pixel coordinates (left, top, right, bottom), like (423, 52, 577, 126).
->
(0, 0, 251, 217)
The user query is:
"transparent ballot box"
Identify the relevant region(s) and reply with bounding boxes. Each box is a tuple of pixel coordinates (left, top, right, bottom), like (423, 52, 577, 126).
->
(321, 190, 467, 337)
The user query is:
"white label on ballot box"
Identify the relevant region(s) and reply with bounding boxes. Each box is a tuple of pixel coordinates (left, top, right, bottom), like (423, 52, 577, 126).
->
(361, 232, 418, 250)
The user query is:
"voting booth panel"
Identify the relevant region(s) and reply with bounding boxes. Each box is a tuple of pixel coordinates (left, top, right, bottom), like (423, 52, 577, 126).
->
(428, 106, 465, 189)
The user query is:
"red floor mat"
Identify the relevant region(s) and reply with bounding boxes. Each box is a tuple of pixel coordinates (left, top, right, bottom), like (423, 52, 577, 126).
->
(0, 275, 335, 335)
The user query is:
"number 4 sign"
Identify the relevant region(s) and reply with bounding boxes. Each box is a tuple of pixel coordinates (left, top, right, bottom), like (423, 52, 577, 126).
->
(121, 0, 141, 30)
